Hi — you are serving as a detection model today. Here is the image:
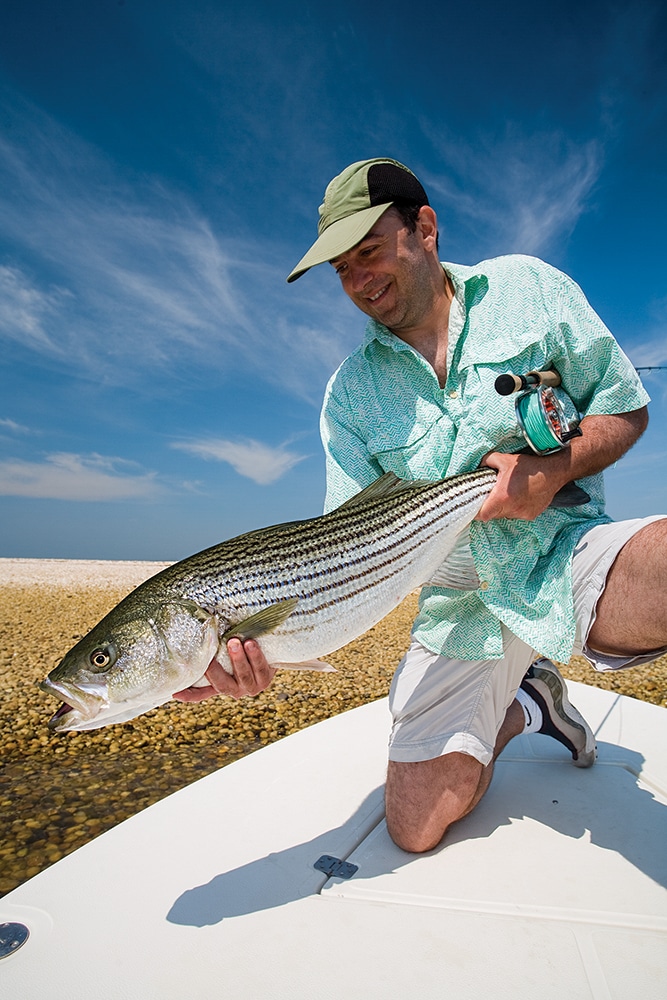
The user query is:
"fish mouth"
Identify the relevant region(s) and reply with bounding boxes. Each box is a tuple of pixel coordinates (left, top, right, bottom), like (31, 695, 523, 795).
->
(40, 677, 108, 732)
(49, 701, 75, 726)
(40, 676, 170, 732)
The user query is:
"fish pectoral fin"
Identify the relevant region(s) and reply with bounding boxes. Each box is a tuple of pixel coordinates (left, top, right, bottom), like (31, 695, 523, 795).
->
(425, 528, 481, 590)
(273, 659, 336, 672)
(221, 597, 299, 643)
(186, 601, 218, 624)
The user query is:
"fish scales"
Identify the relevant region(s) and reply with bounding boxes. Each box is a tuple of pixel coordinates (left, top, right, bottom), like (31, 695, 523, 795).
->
(150, 468, 495, 633)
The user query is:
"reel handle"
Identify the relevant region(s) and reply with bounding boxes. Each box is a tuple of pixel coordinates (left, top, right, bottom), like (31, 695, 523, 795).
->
(495, 370, 561, 396)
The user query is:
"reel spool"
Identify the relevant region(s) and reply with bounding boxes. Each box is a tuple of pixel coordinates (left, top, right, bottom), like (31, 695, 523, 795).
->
(495, 370, 582, 455)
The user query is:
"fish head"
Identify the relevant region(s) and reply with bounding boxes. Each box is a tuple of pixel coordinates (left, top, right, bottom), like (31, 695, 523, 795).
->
(41, 599, 220, 732)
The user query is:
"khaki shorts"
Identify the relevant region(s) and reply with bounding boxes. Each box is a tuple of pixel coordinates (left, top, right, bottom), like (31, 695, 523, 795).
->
(388, 515, 667, 766)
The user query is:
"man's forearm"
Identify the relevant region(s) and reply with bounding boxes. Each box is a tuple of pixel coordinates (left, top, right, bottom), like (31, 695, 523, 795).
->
(553, 406, 648, 483)
(478, 406, 648, 521)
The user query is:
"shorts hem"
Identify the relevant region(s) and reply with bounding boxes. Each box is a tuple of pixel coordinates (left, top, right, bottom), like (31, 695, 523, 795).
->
(388, 731, 493, 766)
(572, 515, 667, 668)
(579, 643, 667, 673)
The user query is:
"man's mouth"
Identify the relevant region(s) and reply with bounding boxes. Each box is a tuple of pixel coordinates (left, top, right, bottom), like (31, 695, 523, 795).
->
(368, 284, 389, 303)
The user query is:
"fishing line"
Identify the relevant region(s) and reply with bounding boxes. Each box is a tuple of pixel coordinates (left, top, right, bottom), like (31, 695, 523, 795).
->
(515, 389, 566, 453)
(494, 369, 581, 455)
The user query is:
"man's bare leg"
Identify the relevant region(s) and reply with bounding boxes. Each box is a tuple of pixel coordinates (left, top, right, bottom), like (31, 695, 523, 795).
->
(385, 700, 524, 853)
(587, 519, 667, 655)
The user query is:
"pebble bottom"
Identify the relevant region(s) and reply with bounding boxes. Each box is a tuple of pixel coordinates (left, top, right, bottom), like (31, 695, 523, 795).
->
(1, 579, 665, 897)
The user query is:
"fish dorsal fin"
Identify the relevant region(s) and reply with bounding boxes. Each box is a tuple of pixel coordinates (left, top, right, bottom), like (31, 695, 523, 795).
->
(221, 597, 299, 643)
(337, 471, 433, 510)
(424, 528, 481, 590)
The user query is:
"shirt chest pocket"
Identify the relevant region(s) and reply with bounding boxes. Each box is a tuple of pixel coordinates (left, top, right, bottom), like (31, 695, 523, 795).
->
(363, 404, 459, 480)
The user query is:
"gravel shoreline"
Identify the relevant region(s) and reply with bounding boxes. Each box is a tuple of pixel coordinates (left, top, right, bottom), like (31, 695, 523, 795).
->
(1, 560, 666, 897)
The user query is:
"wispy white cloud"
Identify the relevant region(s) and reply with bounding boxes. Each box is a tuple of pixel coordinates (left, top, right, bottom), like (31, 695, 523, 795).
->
(630, 341, 667, 369)
(0, 452, 161, 501)
(172, 437, 307, 485)
(0, 417, 32, 434)
(0, 96, 355, 402)
(624, 295, 667, 402)
(627, 296, 667, 368)
(422, 125, 603, 258)
(0, 265, 72, 350)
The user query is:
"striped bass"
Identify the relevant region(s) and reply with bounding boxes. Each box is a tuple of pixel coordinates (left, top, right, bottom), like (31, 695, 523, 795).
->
(40, 468, 584, 732)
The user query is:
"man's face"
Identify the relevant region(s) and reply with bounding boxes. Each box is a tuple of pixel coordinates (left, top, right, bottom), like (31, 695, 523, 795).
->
(329, 207, 438, 333)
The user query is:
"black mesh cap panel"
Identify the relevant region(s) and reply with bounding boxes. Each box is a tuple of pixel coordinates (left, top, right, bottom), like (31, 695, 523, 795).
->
(367, 162, 429, 207)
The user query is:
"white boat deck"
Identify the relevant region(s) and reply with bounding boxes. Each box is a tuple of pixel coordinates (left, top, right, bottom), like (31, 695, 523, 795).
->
(1, 682, 666, 999)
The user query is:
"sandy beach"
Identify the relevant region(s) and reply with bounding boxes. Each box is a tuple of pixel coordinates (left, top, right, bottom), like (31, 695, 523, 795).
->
(0, 557, 174, 589)
(1, 558, 666, 897)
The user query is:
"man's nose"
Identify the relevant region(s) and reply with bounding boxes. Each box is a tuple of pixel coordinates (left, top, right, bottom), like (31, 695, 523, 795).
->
(348, 261, 373, 293)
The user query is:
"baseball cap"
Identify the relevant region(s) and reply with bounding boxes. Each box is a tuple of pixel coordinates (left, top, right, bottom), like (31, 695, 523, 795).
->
(286, 158, 429, 282)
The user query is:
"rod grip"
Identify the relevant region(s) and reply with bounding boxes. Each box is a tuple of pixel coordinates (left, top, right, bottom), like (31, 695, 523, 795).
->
(494, 373, 524, 395)
(526, 369, 561, 388)
(494, 369, 562, 395)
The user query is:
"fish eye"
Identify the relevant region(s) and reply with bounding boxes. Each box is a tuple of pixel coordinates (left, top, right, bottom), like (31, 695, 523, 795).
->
(89, 648, 112, 668)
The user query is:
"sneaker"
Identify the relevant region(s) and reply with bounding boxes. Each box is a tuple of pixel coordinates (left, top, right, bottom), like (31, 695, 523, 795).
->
(520, 658, 596, 768)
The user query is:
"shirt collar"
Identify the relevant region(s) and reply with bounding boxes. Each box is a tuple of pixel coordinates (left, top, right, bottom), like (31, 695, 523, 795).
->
(361, 261, 489, 354)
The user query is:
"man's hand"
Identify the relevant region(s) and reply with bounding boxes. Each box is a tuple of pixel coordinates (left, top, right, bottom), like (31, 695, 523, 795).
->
(172, 638, 277, 702)
(477, 408, 648, 523)
(476, 451, 566, 522)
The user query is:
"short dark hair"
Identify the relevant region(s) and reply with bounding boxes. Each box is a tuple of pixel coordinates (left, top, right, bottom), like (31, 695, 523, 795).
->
(392, 201, 439, 252)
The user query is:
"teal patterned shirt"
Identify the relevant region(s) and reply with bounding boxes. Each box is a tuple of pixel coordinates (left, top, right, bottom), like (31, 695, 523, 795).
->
(320, 254, 650, 663)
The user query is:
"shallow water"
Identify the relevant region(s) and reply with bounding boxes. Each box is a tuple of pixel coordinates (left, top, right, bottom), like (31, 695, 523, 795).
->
(0, 581, 411, 896)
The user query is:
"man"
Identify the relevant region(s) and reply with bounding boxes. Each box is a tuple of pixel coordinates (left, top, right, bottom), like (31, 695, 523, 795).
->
(176, 158, 667, 853)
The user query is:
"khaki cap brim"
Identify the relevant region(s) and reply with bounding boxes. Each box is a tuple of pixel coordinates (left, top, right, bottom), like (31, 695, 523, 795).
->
(286, 202, 393, 283)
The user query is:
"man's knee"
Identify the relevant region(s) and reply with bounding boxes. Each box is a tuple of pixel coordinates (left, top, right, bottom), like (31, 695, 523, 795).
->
(385, 753, 484, 853)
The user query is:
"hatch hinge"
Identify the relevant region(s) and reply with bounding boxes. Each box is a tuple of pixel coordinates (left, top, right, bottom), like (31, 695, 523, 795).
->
(314, 854, 358, 880)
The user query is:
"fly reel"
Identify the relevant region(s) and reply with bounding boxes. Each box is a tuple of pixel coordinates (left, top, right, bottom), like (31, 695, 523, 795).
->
(494, 369, 582, 455)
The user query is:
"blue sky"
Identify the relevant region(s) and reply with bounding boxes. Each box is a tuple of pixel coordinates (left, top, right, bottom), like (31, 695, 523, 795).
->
(0, 0, 665, 560)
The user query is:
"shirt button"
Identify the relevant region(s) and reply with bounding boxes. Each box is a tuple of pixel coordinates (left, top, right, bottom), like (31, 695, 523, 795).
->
(448, 390, 458, 398)
(479, 581, 489, 591)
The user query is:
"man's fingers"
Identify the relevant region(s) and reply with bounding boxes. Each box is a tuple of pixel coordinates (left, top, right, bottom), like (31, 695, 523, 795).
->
(227, 638, 277, 696)
(475, 496, 502, 522)
(172, 638, 276, 702)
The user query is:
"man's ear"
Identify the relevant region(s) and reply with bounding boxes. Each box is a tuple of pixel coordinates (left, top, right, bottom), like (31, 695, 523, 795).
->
(417, 205, 439, 251)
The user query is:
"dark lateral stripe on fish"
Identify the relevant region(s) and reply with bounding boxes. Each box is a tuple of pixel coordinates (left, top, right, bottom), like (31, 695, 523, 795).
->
(173, 472, 494, 579)
(196, 477, 490, 573)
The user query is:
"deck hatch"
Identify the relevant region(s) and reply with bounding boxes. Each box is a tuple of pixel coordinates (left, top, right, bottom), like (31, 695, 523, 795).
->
(0, 922, 30, 959)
